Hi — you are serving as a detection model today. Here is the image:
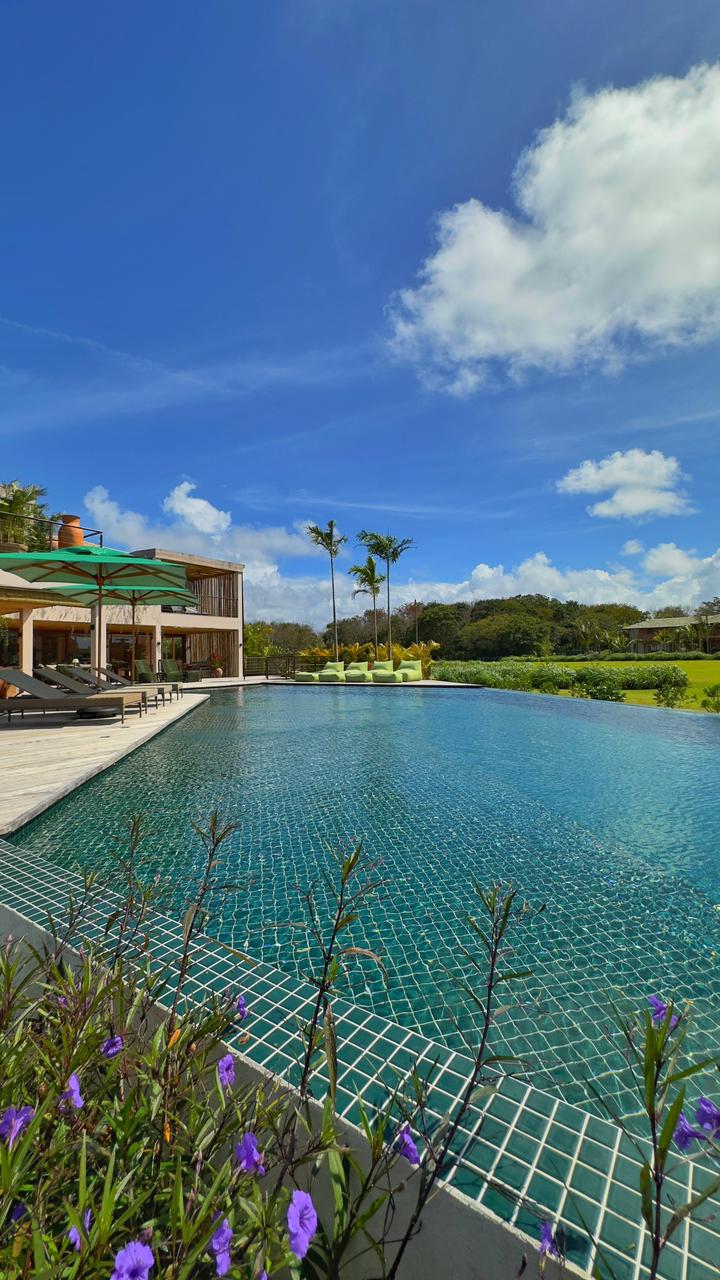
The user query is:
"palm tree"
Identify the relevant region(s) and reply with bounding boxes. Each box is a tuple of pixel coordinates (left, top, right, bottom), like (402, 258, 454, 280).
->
(306, 520, 347, 660)
(357, 531, 414, 655)
(348, 555, 386, 658)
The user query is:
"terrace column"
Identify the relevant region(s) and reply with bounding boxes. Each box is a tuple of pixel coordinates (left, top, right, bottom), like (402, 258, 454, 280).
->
(150, 622, 161, 674)
(19, 608, 34, 675)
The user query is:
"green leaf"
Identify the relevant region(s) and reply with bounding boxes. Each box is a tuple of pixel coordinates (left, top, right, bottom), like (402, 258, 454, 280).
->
(639, 1159, 654, 1229)
(665, 1057, 719, 1087)
(324, 1001, 338, 1108)
(663, 1169, 720, 1244)
(658, 1088, 685, 1166)
(497, 968, 533, 983)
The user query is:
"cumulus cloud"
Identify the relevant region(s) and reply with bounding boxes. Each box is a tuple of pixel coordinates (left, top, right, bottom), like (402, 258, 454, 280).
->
(84, 485, 319, 573)
(556, 449, 692, 519)
(643, 541, 701, 577)
(162, 482, 231, 538)
(81, 486, 720, 628)
(390, 63, 720, 389)
(622, 539, 644, 556)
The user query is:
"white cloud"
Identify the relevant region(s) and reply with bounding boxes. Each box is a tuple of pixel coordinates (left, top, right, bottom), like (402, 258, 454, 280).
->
(643, 541, 701, 577)
(622, 539, 644, 556)
(84, 485, 319, 572)
(81, 487, 720, 628)
(162, 482, 231, 538)
(557, 448, 692, 519)
(390, 63, 720, 389)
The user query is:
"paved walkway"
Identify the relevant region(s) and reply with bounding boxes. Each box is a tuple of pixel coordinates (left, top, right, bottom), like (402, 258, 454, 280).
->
(0, 694, 208, 835)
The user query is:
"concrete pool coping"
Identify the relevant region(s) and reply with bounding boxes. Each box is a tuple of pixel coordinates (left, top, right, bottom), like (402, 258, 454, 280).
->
(0, 693, 210, 835)
(1, 686, 719, 1277)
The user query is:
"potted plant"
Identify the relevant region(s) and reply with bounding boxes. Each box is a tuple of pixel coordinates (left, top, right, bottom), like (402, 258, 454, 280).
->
(211, 652, 223, 678)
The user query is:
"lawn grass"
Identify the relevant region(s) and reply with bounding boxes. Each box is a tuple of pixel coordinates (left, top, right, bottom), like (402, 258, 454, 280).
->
(563, 659, 720, 711)
(432, 658, 720, 713)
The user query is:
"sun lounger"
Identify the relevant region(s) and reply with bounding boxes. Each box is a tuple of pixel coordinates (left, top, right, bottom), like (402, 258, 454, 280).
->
(371, 660, 403, 684)
(294, 669, 320, 682)
(345, 661, 373, 683)
(396, 660, 423, 682)
(0, 669, 140, 724)
(37, 667, 158, 711)
(318, 661, 346, 683)
(96, 664, 181, 700)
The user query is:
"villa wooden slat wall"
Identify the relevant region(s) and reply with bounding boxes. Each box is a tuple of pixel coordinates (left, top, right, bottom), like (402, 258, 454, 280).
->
(189, 573, 238, 618)
(185, 629, 238, 676)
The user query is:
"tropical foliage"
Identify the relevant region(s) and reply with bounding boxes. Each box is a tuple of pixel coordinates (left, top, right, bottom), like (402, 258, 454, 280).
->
(0, 481, 60, 550)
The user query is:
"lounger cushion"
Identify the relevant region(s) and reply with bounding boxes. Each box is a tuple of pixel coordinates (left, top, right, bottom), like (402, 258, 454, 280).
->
(372, 670, 404, 683)
(295, 671, 320, 682)
(397, 660, 423, 681)
(319, 671, 346, 682)
(370, 661, 394, 673)
(346, 670, 373, 682)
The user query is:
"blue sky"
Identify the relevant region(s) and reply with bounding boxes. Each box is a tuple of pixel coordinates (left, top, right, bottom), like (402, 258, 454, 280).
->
(2, 0, 720, 626)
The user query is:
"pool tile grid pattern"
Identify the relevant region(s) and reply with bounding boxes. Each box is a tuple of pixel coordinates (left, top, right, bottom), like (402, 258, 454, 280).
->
(1, 838, 718, 1280)
(13, 687, 720, 1130)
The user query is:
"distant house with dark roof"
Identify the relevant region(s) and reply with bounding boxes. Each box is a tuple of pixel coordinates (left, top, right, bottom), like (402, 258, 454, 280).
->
(624, 613, 720, 654)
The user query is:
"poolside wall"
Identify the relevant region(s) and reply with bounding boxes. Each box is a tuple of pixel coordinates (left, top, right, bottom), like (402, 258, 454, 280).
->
(0, 894, 575, 1280)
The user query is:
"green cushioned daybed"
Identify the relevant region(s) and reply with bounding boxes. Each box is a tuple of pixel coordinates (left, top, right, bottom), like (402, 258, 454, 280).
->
(295, 669, 320, 682)
(318, 661, 346, 683)
(345, 661, 373, 683)
(397, 660, 423, 681)
(371, 660, 403, 684)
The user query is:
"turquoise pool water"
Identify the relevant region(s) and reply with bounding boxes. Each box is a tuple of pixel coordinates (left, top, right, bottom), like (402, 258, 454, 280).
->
(11, 685, 720, 1117)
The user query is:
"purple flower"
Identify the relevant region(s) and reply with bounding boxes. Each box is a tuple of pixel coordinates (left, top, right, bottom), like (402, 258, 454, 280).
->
(218, 1053, 235, 1091)
(539, 1220, 559, 1258)
(696, 1097, 720, 1137)
(674, 1112, 704, 1152)
(235, 1131, 266, 1176)
(67, 1209, 92, 1251)
(60, 1073, 84, 1111)
(101, 1034, 124, 1059)
(210, 1217, 233, 1277)
(0, 1105, 34, 1149)
(57, 995, 68, 1008)
(110, 1239, 155, 1280)
(235, 994, 248, 1020)
(9, 1202, 27, 1223)
(287, 1189, 317, 1261)
(647, 995, 679, 1030)
(393, 1122, 420, 1165)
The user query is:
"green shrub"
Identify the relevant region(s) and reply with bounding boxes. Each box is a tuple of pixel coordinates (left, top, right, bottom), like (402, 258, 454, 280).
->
(529, 664, 575, 693)
(700, 682, 720, 712)
(654, 666, 690, 708)
(572, 667, 625, 701)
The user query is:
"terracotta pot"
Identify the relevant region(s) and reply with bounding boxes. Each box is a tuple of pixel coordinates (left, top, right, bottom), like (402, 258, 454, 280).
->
(58, 515, 84, 548)
(214, 667, 223, 678)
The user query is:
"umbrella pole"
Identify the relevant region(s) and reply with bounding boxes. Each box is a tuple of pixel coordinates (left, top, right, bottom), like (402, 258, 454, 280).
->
(131, 596, 137, 682)
(96, 576, 103, 682)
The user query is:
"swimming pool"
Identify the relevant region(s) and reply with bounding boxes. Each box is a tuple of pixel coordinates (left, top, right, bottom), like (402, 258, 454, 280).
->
(10, 684, 720, 1119)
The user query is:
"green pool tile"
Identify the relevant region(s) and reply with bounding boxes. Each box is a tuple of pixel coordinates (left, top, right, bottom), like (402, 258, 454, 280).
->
(687, 1223, 720, 1267)
(571, 1165, 607, 1206)
(525, 1171, 565, 1214)
(493, 1153, 529, 1193)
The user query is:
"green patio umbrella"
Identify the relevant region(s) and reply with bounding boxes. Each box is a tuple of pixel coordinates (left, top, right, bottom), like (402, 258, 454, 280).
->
(0, 546, 189, 679)
(48, 584, 199, 680)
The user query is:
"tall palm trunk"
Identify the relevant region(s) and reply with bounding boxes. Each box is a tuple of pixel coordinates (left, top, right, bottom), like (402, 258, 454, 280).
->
(372, 594, 379, 659)
(385, 561, 392, 655)
(330, 553, 339, 661)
